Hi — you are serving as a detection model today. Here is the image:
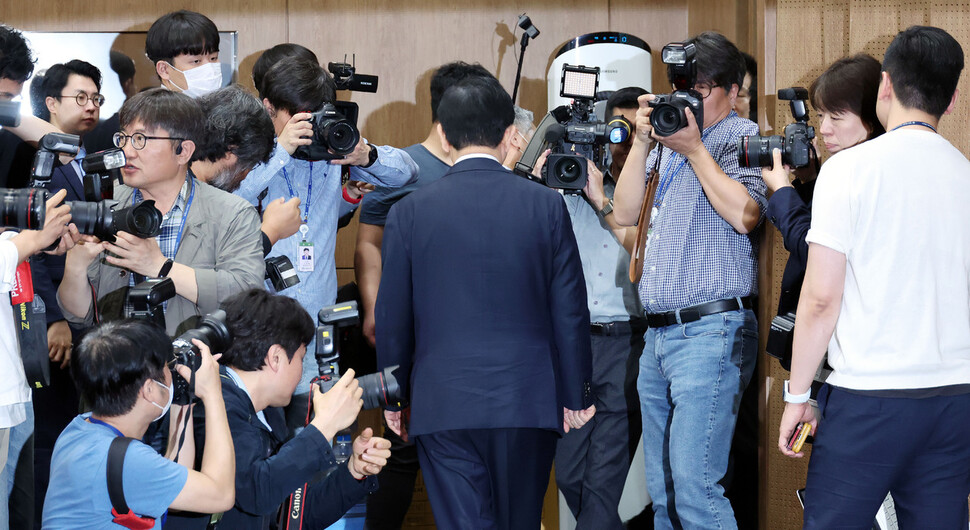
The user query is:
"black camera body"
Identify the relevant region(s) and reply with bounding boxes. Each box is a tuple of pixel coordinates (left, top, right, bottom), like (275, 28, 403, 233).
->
(171, 310, 232, 405)
(514, 64, 631, 191)
(738, 87, 816, 169)
(315, 301, 404, 410)
(328, 60, 379, 93)
(292, 102, 361, 162)
(69, 199, 163, 243)
(128, 277, 176, 329)
(650, 43, 704, 137)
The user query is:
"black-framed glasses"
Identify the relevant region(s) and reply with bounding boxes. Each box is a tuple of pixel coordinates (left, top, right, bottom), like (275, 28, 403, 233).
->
(694, 83, 721, 99)
(113, 132, 185, 151)
(57, 92, 105, 107)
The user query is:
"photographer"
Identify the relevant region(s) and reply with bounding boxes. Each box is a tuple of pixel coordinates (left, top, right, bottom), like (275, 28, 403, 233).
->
(57, 88, 264, 336)
(613, 31, 765, 528)
(235, 55, 416, 404)
(192, 84, 302, 254)
(146, 10, 223, 98)
(42, 319, 235, 527)
(168, 289, 390, 529)
(764, 54, 883, 329)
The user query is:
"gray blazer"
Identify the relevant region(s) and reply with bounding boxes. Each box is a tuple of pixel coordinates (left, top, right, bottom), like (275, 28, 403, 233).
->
(59, 178, 264, 336)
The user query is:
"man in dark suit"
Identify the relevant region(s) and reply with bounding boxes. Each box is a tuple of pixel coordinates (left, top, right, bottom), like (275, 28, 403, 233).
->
(376, 75, 595, 529)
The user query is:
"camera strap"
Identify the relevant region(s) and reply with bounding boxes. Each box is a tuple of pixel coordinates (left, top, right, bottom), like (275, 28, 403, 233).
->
(279, 386, 320, 530)
(630, 145, 663, 283)
(96, 419, 160, 530)
(10, 261, 50, 388)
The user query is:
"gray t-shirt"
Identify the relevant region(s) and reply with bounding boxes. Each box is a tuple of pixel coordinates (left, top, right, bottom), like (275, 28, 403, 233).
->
(359, 143, 450, 226)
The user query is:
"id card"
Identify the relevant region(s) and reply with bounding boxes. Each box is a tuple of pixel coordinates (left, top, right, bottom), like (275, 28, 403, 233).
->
(298, 241, 314, 272)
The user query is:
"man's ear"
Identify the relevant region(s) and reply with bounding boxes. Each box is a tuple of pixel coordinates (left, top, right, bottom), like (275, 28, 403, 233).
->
(138, 378, 157, 402)
(262, 98, 275, 116)
(175, 139, 195, 164)
(45, 96, 58, 116)
(155, 61, 171, 82)
(726, 83, 739, 104)
(265, 344, 285, 373)
(944, 88, 959, 115)
(436, 122, 451, 156)
(877, 71, 893, 103)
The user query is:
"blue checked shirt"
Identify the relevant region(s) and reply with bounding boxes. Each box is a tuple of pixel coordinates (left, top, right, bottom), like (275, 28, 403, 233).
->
(638, 112, 766, 313)
(124, 176, 191, 314)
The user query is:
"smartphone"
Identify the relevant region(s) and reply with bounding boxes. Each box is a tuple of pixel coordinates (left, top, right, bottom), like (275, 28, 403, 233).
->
(786, 422, 812, 452)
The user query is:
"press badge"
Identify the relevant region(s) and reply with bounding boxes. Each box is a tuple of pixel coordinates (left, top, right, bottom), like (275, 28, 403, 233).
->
(298, 241, 314, 272)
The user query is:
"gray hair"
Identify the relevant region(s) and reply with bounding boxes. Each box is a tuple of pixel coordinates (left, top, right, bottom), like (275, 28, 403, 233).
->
(512, 106, 535, 137)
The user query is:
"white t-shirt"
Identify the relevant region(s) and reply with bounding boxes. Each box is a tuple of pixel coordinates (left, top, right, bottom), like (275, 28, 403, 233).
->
(806, 128, 970, 390)
(0, 231, 30, 428)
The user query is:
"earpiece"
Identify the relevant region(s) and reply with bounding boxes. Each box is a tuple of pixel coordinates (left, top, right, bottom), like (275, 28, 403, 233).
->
(175, 142, 183, 155)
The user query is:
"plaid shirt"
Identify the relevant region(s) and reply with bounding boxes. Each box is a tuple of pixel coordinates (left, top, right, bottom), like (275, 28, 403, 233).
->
(638, 112, 766, 313)
(123, 176, 192, 315)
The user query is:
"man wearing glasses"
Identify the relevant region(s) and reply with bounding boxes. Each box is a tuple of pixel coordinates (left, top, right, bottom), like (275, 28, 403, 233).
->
(58, 88, 264, 337)
(613, 31, 765, 529)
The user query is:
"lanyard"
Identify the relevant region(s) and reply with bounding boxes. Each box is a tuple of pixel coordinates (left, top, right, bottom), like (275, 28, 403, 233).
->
(132, 175, 196, 257)
(890, 120, 937, 133)
(653, 121, 723, 207)
(88, 416, 124, 437)
(281, 162, 314, 222)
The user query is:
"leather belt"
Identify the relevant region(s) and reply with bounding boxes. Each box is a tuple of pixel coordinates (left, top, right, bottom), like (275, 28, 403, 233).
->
(645, 297, 753, 328)
(590, 319, 648, 336)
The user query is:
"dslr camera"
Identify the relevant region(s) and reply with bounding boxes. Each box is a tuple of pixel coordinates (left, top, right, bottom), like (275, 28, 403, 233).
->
(514, 64, 632, 191)
(315, 301, 404, 410)
(738, 87, 817, 169)
(1, 188, 47, 230)
(649, 42, 704, 137)
(292, 102, 361, 162)
(170, 310, 232, 405)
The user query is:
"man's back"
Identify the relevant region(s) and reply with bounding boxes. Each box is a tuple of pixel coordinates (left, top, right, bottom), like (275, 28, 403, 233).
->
(379, 157, 591, 436)
(809, 128, 970, 390)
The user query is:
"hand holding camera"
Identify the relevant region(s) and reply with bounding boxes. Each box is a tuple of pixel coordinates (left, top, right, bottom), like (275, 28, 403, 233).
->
(310, 368, 364, 441)
(761, 149, 794, 193)
(174, 338, 223, 402)
(331, 138, 371, 167)
(278, 112, 315, 155)
(103, 231, 167, 278)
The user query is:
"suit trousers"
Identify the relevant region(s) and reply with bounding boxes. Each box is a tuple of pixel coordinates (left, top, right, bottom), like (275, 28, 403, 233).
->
(415, 428, 558, 530)
(804, 384, 970, 529)
(555, 332, 643, 529)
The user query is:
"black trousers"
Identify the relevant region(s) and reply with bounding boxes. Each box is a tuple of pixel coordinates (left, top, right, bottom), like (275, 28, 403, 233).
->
(364, 421, 419, 529)
(555, 332, 643, 529)
(415, 428, 557, 530)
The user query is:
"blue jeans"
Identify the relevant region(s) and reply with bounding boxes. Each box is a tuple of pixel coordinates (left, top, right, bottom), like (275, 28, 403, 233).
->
(638, 308, 757, 530)
(2, 405, 33, 530)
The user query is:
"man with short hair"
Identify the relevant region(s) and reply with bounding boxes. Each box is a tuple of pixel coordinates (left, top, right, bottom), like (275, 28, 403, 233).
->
(614, 31, 764, 528)
(553, 86, 648, 528)
(354, 60, 493, 529)
(376, 75, 594, 529)
(57, 88, 264, 336)
(85, 51, 137, 153)
(235, 56, 416, 403)
(145, 10, 223, 98)
(43, 319, 236, 528)
(169, 289, 391, 529)
(778, 26, 970, 528)
(0, 24, 36, 188)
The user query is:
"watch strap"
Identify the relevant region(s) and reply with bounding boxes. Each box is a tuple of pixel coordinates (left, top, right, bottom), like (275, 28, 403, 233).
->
(597, 198, 614, 218)
(783, 380, 811, 404)
(362, 143, 378, 168)
(157, 258, 174, 279)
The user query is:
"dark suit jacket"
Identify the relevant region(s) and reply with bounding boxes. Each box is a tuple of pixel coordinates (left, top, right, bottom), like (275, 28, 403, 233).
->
(765, 178, 815, 316)
(0, 129, 34, 189)
(30, 161, 84, 325)
(376, 156, 593, 437)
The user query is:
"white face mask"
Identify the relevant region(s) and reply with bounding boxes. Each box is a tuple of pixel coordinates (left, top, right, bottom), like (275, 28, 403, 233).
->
(150, 379, 174, 422)
(167, 62, 223, 98)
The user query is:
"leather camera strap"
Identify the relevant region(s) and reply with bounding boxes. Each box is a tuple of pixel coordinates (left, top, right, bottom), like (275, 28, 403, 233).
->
(629, 145, 663, 283)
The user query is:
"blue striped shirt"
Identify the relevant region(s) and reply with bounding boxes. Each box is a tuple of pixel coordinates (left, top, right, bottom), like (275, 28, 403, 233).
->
(638, 112, 766, 313)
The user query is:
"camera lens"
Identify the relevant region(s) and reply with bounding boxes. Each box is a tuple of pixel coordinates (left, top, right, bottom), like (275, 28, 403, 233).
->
(114, 201, 163, 239)
(323, 121, 360, 155)
(650, 103, 686, 137)
(553, 157, 583, 184)
(359, 366, 403, 410)
(1, 188, 46, 230)
(737, 135, 786, 168)
(66, 201, 103, 236)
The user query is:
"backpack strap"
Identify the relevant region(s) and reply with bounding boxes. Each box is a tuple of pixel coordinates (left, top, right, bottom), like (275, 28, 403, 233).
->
(107, 437, 157, 530)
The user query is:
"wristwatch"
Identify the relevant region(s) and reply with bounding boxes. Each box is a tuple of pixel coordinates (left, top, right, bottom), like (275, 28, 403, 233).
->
(362, 143, 379, 168)
(596, 198, 614, 218)
(157, 258, 174, 279)
(783, 380, 811, 404)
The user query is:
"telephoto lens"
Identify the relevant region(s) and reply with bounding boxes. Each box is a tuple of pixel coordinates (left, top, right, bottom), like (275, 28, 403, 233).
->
(1, 188, 47, 230)
(69, 200, 163, 243)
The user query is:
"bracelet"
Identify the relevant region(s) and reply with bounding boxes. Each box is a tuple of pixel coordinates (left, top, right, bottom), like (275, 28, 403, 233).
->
(783, 380, 811, 404)
(342, 185, 362, 205)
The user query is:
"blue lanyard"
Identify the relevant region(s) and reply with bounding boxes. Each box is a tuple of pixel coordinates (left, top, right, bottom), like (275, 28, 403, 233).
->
(88, 416, 124, 437)
(281, 162, 314, 222)
(653, 122, 723, 207)
(890, 120, 937, 133)
(173, 178, 196, 255)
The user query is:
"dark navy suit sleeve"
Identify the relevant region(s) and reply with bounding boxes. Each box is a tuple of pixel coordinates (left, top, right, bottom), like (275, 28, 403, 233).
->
(766, 187, 811, 267)
(30, 257, 64, 324)
(304, 463, 377, 528)
(375, 202, 414, 407)
(547, 197, 593, 411)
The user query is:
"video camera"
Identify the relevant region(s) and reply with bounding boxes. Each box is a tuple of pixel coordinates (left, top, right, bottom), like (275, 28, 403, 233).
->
(328, 56, 379, 93)
(514, 64, 632, 191)
(315, 301, 404, 410)
(649, 42, 704, 137)
(738, 87, 818, 170)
